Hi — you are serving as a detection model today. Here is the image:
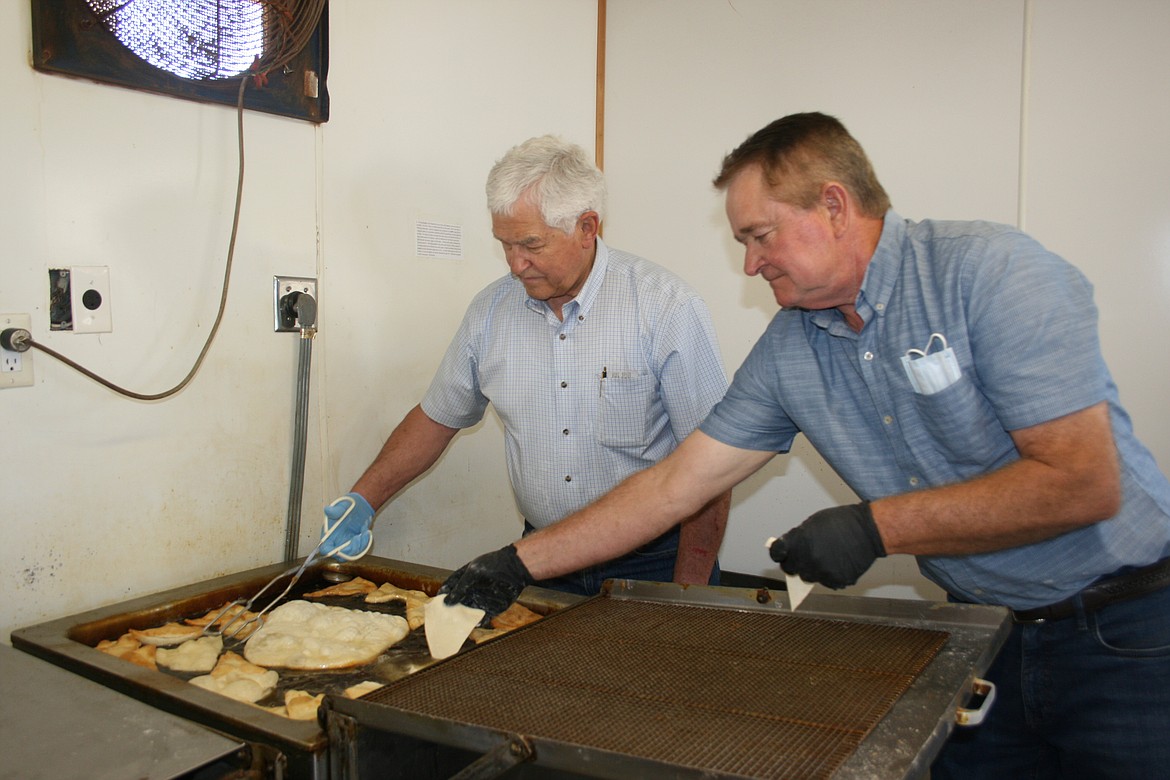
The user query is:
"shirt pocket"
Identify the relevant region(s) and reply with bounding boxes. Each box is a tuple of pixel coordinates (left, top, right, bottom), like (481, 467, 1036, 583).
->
(909, 374, 1014, 473)
(597, 372, 657, 448)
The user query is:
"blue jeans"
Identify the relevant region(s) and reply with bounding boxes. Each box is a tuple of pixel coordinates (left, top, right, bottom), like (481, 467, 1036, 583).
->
(932, 583, 1170, 779)
(522, 522, 720, 597)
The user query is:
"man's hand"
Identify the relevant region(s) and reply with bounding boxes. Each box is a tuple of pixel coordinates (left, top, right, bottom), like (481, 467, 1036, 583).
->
(322, 493, 375, 561)
(439, 545, 533, 619)
(767, 502, 886, 589)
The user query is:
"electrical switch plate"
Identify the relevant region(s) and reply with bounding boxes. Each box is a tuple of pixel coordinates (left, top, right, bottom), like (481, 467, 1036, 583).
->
(274, 276, 317, 332)
(0, 313, 34, 389)
(71, 266, 112, 333)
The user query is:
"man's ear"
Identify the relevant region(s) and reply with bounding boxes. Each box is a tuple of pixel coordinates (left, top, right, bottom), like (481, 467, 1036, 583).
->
(577, 211, 601, 244)
(823, 183, 849, 236)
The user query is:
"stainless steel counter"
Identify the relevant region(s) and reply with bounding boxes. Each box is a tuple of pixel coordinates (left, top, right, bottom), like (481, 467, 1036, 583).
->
(0, 643, 246, 780)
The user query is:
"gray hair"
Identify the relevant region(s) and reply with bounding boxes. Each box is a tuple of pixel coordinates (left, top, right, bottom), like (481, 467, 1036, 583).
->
(486, 135, 607, 233)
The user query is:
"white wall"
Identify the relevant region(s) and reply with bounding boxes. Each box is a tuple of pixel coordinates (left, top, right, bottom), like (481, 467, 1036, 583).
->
(3, 0, 1167, 641)
(2, 3, 321, 638)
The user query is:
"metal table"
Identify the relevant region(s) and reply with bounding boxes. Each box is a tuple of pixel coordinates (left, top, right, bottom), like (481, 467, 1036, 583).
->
(0, 643, 246, 780)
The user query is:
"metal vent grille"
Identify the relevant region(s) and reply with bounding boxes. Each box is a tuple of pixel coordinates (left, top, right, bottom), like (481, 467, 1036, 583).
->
(362, 598, 949, 779)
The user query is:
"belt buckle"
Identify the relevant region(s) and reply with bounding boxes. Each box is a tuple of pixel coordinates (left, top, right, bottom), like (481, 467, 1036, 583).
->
(1011, 612, 1046, 625)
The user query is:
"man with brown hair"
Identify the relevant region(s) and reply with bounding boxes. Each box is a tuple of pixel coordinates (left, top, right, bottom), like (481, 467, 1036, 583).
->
(443, 113, 1170, 777)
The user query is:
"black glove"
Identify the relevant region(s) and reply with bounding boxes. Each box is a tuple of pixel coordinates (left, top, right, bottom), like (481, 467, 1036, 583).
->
(768, 502, 886, 589)
(439, 544, 533, 620)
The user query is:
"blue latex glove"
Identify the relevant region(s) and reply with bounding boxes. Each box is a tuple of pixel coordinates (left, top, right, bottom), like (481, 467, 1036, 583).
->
(321, 493, 375, 561)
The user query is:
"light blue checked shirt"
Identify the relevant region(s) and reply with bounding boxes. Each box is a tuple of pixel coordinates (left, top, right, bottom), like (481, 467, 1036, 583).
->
(422, 239, 727, 528)
(702, 210, 1170, 609)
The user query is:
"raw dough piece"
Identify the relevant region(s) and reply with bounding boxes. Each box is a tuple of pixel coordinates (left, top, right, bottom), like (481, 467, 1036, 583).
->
(303, 577, 377, 598)
(190, 651, 278, 703)
(157, 635, 223, 672)
(130, 622, 204, 646)
(343, 680, 384, 699)
(243, 600, 409, 670)
(785, 573, 814, 611)
(423, 596, 485, 660)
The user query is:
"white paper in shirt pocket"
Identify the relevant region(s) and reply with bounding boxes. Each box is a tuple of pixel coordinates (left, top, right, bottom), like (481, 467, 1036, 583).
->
(902, 333, 962, 395)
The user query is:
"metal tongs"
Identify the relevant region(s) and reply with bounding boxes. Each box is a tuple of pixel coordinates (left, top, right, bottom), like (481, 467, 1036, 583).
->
(202, 541, 328, 643)
(203, 495, 375, 643)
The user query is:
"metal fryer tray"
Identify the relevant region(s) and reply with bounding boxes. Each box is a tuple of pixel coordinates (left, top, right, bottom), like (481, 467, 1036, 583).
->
(9, 555, 582, 777)
(325, 580, 1011, 779)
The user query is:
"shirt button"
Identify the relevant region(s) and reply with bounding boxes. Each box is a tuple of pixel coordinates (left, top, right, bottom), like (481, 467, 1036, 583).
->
(864, 352, 874, 361)
(564, 475, 572, 482)
(883, 415, 893, 425)
(560, 381, 568, 388)
(562, 429, 569, 435)
(875, 303, 885, 312)
(578, 315, 585, 321)
(909, 477, 920, 486)
(559, 333, 566, 340)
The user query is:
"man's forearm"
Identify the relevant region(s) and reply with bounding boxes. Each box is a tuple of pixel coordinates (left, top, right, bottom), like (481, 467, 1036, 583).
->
(516, 431, 770, 581)
(351, 404, 460, 511)
(673, 490, 732, 584)
(875, 402, 1121, 556)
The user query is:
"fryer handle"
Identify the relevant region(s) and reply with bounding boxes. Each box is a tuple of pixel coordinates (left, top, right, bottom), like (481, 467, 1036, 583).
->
(955, 678, 996, 727)
(448, 735, 535, 780)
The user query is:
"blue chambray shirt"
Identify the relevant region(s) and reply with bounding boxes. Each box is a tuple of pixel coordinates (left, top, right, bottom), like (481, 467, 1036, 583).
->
(423, 239, 728, 529)
(701, 210, 1170, 609)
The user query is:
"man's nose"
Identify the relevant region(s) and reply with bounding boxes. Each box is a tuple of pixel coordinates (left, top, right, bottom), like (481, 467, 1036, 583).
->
(506, 248, 531, 274)
(743, 247, 765, 276)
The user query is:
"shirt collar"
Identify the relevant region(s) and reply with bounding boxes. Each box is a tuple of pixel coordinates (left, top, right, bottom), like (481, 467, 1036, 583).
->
(806, 209, 903, 332)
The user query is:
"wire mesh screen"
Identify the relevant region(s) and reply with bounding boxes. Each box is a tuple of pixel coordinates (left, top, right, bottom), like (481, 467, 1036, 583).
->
(84, 0, 325, 79)
(361, 598, 950, 779)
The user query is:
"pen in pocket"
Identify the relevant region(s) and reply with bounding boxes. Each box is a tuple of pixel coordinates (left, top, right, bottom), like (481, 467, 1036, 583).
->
(599, 366, 607, 397)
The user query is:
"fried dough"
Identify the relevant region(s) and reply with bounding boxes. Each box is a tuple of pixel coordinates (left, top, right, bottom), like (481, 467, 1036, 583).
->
(490, 603, 542, 631)
(129, 622, 204, 646)
(157, 636, 223, 673)
(244, 600, 409, 670)
(190, 651, 278, 703)
(303, 577, 378, 598)
(365, 582, 429, 629)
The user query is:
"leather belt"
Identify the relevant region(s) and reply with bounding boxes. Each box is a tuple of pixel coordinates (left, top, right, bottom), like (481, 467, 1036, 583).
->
(1012, 556, 1170, 623)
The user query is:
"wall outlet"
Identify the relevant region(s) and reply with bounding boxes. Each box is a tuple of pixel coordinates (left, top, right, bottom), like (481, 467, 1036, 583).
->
(274, 276, 317, 332)
(71, 265, 113, 333)
(0, 313, 34, 389)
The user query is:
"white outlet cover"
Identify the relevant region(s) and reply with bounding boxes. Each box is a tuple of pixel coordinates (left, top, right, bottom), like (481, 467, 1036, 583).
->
(71, 266, 112, 333)
(0, 313, 34, 388)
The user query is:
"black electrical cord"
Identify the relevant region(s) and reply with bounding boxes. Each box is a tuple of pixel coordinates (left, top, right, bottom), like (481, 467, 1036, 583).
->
(17, 76, 251, 401)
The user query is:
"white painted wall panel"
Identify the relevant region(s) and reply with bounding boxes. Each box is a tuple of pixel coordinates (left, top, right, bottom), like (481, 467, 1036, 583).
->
(1023, 0, 1170, 470)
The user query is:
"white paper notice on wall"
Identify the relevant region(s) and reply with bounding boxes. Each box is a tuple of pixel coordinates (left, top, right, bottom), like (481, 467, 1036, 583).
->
(415, 220, 463, 259)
